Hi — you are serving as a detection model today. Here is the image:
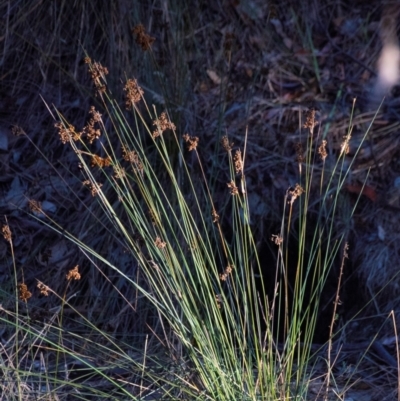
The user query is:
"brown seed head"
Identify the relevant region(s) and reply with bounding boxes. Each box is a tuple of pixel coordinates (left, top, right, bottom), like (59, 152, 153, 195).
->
(11, 125, 26, 136)
(303, 108, 318, 131)
(295, 143, 304, 163)
(220, 264, 234, 281)
(1, 225, 11, 243)
(227, 180, 239, 195)
(152, 112, 176, 138)
(66, 265, 81, 281)
(124, 79, 144, 108)
(83, 180, 102, 196)
(55, 122, 81, 144)
(318, 140, 328, 160)
(132, 24, 155, 51)
(29, 199, 42, 213)
(18, 283, 32, 302)
(91, 154, 112, 168)
(288, 184, 304, 205)
(113, 165, 126, 179)
(211, 208, 220, 223)
(122, 145, 144, 174)
(220, 135, 233, 153)
(271, 234, 283, 246)
(215, 294, 223, 308)
(37, 282, 49, 296)
(234, 149, 243, 174)
(340, 135, 351, 156)
(86, 60, 109, 94)
(154, 237, 166, 249)
(182, 133, 199, 151)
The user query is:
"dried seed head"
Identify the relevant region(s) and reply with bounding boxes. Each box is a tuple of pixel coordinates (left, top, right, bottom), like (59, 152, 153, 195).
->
(271, 234, 283, 246)
(82, 106, 102, 143)
(122, 145, 144, 174)
(318, 139, 328, 160)
(91, 154, 112, 168)
(113, 165, 126, 179)
(11, 125, 26, 136)
(18, 283, 32, 302)
(287, 184, 304, 205)
(220, 264, 234, 281)
(343, 242, 349, 259)
(148, 260, 160, 272)
(89, 106, 102, 123)
(215, 294, 223, 308)
(182, 134, 199, 151)
(132, 24, 155, 51)
(340, 134, 351, 156)
(1, 225, 11, 243)
(124, 79, 144, 108)
(55, 122, 81, 144)
(234, 149, 243, 174)
(303, 108, 318, 131)
(211, 208, 220, 223)
(66, 265, 81, 281)
(219, 273, 228, 281)
(220, 135, 233, 153)
(154, 236, 166, 249)
(85, 126, 101, 144)
(87, 60, 109, 94)
(227, 180, 239, 195)
(83, 180, 102, 196)
(122, 145, 138, 162)
(37, 282, 49, 296)
(29, 199, 42, 213)
(152, 112, 176, 138)
(295, 143, 304, 163)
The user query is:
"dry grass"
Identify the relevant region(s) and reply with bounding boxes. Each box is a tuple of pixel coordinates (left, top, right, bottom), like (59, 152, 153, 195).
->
(1, 0, 400, 399)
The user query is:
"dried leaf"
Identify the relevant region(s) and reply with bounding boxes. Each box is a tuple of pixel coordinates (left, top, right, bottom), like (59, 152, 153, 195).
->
(207, 69, 221, 85)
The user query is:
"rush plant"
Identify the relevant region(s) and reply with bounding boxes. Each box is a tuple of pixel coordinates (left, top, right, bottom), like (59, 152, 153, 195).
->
(0, 53, 376, 400)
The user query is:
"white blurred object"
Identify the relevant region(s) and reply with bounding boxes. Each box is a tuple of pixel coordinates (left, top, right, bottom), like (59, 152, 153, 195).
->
(374, 43, 400, 98)
(370, 4, 400, 108)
